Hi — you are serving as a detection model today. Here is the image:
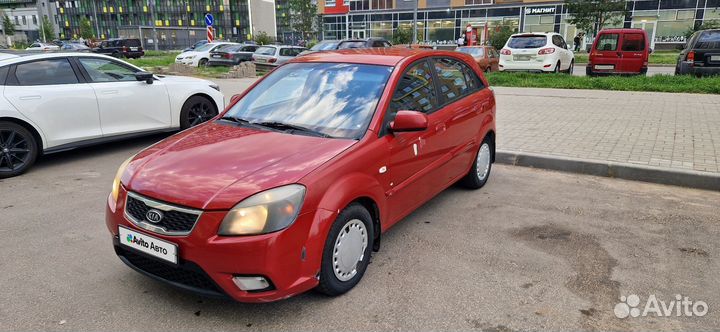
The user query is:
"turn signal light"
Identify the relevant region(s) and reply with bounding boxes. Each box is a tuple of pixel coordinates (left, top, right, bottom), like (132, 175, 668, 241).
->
(500, 49, 511, 55)
(538, 48, 555, 55)
(687, 51, 695, 62)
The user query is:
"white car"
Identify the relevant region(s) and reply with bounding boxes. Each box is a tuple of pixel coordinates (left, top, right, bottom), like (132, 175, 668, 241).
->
(175, 42, 239, 67)
(252, 45, 306, 67)
(499, 32, 575, 73)
(0, 53, 224, 178)
(26, 42, 60, 51)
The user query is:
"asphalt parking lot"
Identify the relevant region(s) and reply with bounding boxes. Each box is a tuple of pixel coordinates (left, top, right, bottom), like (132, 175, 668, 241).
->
(1, 135, 719, 331)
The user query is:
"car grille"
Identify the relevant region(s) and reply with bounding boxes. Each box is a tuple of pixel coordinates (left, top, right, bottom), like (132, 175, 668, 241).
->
(117, 246, 225, 297)
(125, 192, 201, 235)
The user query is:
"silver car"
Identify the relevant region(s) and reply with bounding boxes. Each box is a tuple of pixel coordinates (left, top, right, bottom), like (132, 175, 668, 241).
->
(252, 45, 306, 67)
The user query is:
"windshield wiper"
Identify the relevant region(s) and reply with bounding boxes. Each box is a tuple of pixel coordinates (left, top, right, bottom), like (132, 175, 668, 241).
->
(251, 121, 332, 138)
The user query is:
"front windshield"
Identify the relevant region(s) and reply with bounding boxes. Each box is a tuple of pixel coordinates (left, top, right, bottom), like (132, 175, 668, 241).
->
(224, 63, 392, 139)
(457, 47, 484, 56)
(311, 41, 340, 51)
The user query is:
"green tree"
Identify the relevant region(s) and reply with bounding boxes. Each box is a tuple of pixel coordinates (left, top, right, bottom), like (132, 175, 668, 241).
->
(288, 0, 317, 39)
(392, 26, 412, 45)
(79, 17, 94, 39)
(565, 0, 627, 35)
(488, 23, 517, 50)
(3, 15, 15, 36)
(685, 21, 720, 40)
(253, 31, 273, 45)
(41, 16, 55, 42)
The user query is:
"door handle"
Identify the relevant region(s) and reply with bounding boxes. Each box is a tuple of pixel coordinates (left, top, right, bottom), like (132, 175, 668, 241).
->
(617, 52, 623, 57)
(435, 123, 446, 132)
(100, 90, 119, 95)
(19, 95, 41, 100)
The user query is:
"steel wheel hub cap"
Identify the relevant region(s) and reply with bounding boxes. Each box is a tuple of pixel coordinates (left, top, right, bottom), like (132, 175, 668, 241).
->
(333, 219, 368, 282)
(476, 143, 491, 181)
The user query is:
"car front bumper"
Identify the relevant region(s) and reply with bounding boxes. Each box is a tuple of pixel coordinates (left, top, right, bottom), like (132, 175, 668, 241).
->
(106, 187, 333, 303)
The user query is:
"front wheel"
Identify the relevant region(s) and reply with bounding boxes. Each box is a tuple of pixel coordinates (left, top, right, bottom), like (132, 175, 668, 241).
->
(180, 96, 218, 129)
(460, 138, 493, 189)
(198, 58, 208, 67)
(0, 122, 39, 179)
(316, 203, 374, 296)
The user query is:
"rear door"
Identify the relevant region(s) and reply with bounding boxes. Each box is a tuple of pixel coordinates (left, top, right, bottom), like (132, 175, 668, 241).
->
(592, 32, 621, 72)
(75, 57, 172, 136)
(3, 58, 101, 148)
(618, 32, 646, 73)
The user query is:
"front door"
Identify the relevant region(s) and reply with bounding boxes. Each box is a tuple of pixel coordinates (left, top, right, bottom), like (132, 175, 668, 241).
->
(3, 58, 101, 149)
(75, 57, 172, 136)
(351, 30, 366, 39)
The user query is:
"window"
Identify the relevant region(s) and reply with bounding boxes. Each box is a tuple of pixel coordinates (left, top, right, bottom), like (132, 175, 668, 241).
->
(433, 58, 472, 102)
(389, 61, 437, 114)
(241, 45, 257, 52)
(255, 46, 277, 55)
(78, 58, 137, 82)
(508, 35, 548, 49)
(621, 33, 645, 51)
(279, 48, 301, 56)
(596, 33, 619, 51)
(14, 59, 78, 86)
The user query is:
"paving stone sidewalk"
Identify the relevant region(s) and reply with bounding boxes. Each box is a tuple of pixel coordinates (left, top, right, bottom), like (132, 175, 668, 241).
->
(495, 87, 720, 174)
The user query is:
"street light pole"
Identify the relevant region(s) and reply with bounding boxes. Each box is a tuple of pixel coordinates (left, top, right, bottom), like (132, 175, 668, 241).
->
(412, 0, 418, 43)
(148, 0, 159, 51)
(92, 0, 100, 39)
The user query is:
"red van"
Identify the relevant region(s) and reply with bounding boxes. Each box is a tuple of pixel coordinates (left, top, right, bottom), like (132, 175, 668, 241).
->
(586, 28, 650, 76)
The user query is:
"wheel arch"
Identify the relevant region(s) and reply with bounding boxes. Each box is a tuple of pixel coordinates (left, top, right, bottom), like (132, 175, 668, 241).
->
(350, 196, 382, 252)
(0, 116, 45, 153)
(484, 130, 496, 163)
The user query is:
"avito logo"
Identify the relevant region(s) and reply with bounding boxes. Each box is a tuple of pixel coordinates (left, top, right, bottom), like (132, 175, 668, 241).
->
(126, 234, 133, 243)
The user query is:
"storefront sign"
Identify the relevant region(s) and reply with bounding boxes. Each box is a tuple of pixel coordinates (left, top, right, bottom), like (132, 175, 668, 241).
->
(525, 6, 555, 15)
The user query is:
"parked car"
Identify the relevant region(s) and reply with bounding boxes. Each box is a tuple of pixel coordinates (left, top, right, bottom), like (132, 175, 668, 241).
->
(207, 44, 259, 66)
(675, 29, 720, 77)
(92, 38, 144, 58)
(456, 46, 500, 72)
(183, 40, 208, 52)
(252, 45, 306, 67)
(299, 38, 392, 56)
(586, 28, 650, 76)
(0, 53, 224, 178)
(391, 44, 434, 50)
(106, 48, 496, 302)
(499, 32, 575, 73)
(26, 42, 60, 51)
(176, 42, 238, 67)
(60, 43, 91, 52)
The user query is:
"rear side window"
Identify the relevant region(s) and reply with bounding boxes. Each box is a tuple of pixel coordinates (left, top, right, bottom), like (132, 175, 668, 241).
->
(124, 39, 141, 47)
(389, 61, 438, 114)
(508, 35, 547, 49)
(597, 33, 619, 51)
(433, 58, 471, 102)
(621, 33, 645, 51)
(255, 46, 276, 55)
(241, 46, 257, 52)
(14, 59, 79, 85)
(696, 31, 720, 49)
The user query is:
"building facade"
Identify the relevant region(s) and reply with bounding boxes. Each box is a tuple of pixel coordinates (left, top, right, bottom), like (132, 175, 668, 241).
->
(54, 0, 291, 45)
(319, 0, 720, 50)
(0, 0, 60, 44)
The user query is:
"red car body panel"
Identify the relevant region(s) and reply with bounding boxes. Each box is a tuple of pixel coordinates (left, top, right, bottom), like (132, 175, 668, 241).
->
(106, 48, 496, 302)
(588, 28, 650, 75)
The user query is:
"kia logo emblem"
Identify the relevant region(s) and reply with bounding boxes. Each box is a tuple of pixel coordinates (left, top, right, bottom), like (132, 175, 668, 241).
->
(145, 209, 164, 223)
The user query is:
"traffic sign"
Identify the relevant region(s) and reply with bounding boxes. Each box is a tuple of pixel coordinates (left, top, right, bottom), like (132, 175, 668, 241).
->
(207, 26, 214, 43)
(204, 13, 214, 26)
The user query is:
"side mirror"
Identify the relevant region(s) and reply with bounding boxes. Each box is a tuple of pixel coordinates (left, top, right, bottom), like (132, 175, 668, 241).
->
(389, 110, 428, 133)
(230, 94, 242, 104)
(135, 71, 154, 84)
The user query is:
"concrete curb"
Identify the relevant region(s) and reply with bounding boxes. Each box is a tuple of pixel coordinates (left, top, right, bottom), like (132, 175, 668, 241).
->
(496, 150, 720, 191)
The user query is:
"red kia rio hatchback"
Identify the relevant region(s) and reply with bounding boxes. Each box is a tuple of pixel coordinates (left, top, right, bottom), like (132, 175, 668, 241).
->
(106, 48, 497, 302)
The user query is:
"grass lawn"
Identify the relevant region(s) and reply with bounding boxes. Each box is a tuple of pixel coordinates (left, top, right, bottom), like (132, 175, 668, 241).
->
(573, 51, 679, 65)
(485, 71, 720, 94)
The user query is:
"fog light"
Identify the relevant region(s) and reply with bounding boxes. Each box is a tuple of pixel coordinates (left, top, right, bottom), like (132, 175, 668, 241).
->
(232, 276, 270, 291)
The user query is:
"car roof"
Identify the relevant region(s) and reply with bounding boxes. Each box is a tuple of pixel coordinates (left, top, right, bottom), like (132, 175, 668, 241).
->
(598, 28, 646, 34)
(511, 32, 555, 37)
(0, 52, 142, 66)
(290, 48, 445, 66)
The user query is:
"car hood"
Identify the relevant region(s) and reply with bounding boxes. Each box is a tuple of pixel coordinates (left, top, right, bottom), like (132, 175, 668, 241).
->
(157, 75, 214, 85)
(124, 121, 356, 210)
(177, 51, 199, 58)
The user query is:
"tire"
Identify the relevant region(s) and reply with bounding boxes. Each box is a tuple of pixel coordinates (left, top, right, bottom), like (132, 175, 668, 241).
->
(316, 203, 374, 296)
(586, 66, 596, 77)
(111, 51, 121, 58)
(460, 137, 493, 189)
(0, 122, 39, 179)
(554, 61, 561, 74)
(180, 96, 218, 129)
(198, 58, 208, 67)
(566, 60, 574, 74)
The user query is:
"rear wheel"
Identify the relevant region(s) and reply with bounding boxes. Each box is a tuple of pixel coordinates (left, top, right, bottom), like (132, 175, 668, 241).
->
(566, 60, 575, 74)
(111, 51, 121, 58)
(554, 61, 561, 73)
(0, 122, 38, 179)
(180, 96, 218, 129)
(316, 203, 374, 296)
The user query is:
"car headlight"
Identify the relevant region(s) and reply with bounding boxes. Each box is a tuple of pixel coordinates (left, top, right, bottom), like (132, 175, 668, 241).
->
(186, 55, 196, 59)
(110, 156, 133, 202)
(209, 84, 220, 92)
(218, 184, 306, 236)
